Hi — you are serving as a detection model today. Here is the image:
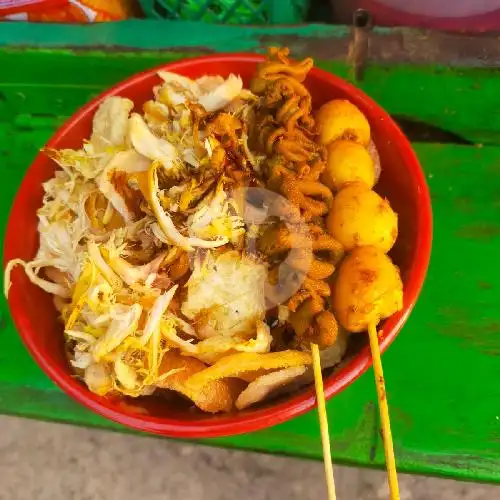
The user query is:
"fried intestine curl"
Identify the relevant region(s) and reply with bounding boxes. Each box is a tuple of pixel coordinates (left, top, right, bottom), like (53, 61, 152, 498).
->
(251, 48, 344, 350)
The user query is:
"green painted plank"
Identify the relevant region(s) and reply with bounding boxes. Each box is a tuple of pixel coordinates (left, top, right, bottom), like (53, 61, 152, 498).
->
(1, 20, 500, 70)
(1, 48, 498, 145)
(2, 46, 500, 482)
(0, 20, 346, 52)
(1, 126, 500, 481)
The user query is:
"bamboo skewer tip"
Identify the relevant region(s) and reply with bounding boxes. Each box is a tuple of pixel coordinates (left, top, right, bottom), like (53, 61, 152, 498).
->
(367, 323, 400, 500)
(311, 324, 400, 500)
(311, 343, 337, 500)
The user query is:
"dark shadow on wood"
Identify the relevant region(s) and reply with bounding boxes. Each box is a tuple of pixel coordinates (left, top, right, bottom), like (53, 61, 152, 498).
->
(392, 115, 472, 144)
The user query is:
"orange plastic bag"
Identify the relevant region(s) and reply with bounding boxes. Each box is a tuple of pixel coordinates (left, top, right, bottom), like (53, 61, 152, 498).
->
(0, 0, 137, 22)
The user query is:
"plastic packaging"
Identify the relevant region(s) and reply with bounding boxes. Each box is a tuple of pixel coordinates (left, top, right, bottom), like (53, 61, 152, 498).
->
(0, 0, 136, 22)
(0, 1, 65, 16)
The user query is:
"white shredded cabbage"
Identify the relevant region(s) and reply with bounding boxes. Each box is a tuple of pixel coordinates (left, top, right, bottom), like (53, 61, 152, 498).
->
(92, 303, 143, 360)
(196, 75, 225, 94)
(4, 259, 70, 298)
(157, 71, 243, 112)
(98, 149, 151, 223)
(187, 186, 245, 244)
(84, 363, 114, 396)
(46, 147, 107, 181)
(70, 351, 93, 370)
(91, 96, 134, 153)
(87, 241, 123, 291)
(141, 285, 178, 345)
(157, 71, 200, 104)
(104, 242, 165, 286)
(128, 113, 180, 172)
(147, 165, 228, 250)
(198, 74, 243, 112)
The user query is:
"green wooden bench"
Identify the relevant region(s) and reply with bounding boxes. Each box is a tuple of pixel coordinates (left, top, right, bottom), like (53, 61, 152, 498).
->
(1, 20, 499, 484)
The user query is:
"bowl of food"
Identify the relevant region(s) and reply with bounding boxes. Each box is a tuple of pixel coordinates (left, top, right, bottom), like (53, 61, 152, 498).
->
(3, 48, 432, 437)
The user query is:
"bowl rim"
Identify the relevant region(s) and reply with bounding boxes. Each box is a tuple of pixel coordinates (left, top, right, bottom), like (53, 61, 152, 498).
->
(4, 53, 433, 438)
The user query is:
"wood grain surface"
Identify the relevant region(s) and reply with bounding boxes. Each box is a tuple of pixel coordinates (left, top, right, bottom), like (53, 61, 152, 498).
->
(1, 45, 499, 483)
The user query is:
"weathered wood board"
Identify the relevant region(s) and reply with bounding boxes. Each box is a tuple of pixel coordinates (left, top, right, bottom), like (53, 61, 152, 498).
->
(1, 34, 500, 483)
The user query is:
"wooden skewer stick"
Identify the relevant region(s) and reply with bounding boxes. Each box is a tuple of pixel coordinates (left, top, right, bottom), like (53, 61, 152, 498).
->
(367, 323, 400, 500)
(311, 343, 337, 500)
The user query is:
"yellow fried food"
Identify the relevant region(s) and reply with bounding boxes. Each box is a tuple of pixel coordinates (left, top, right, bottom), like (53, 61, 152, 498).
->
(250, 48, 345, 350)
(156, 350, 244, 413)
(332, 246, 403, 332)
(327, 182, 398, 252)
(322, 140, 375, 191)
(235, 366, 307, 410)
(185, 351, 312, 390)
(316, 99, 370, 146)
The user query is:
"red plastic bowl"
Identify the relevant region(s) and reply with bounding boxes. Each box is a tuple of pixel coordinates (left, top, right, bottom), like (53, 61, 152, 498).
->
(4, 54, 432, 438)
